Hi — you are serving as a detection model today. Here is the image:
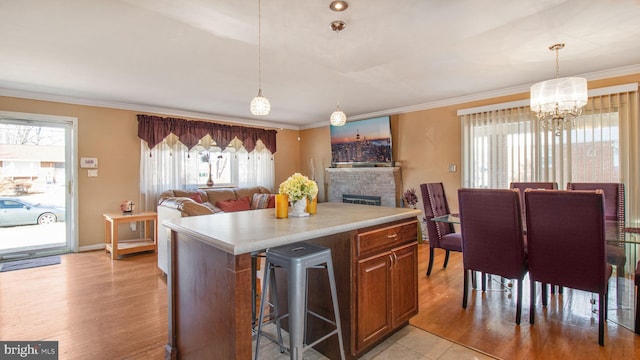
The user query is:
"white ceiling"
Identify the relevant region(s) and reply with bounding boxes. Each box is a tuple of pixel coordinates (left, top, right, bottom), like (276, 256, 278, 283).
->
(1, 0, 639, 129)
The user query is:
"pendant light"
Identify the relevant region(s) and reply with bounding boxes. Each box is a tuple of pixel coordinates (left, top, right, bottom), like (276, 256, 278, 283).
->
(329, 20, 347, 126)
(530, 43, 587, 136)
(250, 0, 270, 116)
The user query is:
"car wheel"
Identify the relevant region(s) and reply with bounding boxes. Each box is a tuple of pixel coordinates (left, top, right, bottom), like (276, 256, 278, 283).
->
(37, 212, 57, 225)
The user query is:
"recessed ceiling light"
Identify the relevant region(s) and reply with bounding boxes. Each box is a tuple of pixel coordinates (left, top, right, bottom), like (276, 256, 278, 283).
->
(330, 1, 348, 12)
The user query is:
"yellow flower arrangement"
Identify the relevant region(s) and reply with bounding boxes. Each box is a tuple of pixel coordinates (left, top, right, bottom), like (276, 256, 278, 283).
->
(278, 173, 318, 202)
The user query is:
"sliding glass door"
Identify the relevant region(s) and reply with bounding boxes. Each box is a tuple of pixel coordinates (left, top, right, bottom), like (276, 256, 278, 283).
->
(0, 111, 77, 259)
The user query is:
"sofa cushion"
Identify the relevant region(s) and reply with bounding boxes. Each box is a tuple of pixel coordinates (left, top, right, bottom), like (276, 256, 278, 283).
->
(181, 201, 216, 216)
(216, 196, 251, 212)
(204, 189, 238, 206)
(251, 193, 276, 209)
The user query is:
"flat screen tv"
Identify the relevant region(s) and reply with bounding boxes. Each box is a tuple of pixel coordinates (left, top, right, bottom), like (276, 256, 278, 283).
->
(330, 116, 393, 167)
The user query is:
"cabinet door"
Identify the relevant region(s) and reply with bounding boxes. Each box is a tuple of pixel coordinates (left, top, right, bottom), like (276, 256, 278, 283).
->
(391, 242, 418, 327)
(355, 251, 392, 352)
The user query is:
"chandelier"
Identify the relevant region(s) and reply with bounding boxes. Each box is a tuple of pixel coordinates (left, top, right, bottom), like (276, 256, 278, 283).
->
(250, 0, 270, 116)
(329, 20, 347, 126)
(530, 43, 587, 136)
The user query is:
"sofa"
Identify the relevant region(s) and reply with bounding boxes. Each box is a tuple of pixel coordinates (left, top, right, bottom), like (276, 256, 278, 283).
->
(156, 186, 273, 274)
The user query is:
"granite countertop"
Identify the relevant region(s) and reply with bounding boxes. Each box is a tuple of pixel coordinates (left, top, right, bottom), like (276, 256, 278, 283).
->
(163, 202, 422, 255)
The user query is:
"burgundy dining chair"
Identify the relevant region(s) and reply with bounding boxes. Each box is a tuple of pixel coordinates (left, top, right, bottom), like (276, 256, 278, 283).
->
(525, 189, 611, 346)
(509, 182, 558, 220)
(458, 188, 527, 324)
(420, 183, 462, 277)
(510, 181, 561, 294)
(567, 182, 626, 305)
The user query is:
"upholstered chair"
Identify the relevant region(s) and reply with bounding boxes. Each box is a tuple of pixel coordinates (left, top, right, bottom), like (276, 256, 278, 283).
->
(566, 182, 626, 305)
(525, 189, 611, 346)
(419, 183, 463, 277)
(509, 182, 558, 220)
(458, 188, 527, 324)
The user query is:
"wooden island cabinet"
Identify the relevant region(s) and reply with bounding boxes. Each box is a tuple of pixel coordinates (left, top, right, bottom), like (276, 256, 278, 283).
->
(163, 202, 421, 360)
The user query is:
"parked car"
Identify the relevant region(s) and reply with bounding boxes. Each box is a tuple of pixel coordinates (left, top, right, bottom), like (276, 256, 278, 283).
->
(0, 197, 65, 226)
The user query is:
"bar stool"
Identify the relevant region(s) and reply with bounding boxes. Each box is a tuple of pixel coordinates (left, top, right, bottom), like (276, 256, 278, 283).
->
(254, 242, 345, 360)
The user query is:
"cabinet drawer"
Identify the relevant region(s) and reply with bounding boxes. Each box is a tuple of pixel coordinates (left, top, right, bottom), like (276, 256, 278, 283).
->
(356, 219, 417, 258)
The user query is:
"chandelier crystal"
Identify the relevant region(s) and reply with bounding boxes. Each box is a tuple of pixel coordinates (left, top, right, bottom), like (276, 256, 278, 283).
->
(250, 0, 270, 116)
(530, 43, 587, 136)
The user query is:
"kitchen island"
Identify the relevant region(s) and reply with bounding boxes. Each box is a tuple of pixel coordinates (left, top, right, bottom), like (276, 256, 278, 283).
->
(163, 202, 421, 359)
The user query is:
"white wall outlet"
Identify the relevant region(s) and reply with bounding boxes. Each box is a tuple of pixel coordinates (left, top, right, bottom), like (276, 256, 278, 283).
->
(448, 164, 457, 173)
(88, 169, 98, 177)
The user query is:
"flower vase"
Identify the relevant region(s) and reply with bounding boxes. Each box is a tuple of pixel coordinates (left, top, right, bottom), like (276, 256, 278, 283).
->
(206, 163, 214, 187)
(289, 197, 309, 217)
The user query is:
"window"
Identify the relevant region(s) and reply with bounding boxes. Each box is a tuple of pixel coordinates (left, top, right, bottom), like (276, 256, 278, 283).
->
(459, 84, 639, 223)
(140, 139, 274, 210)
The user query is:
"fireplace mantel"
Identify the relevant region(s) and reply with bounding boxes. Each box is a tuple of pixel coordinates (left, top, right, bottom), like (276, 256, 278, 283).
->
(325, 167, 402, 207)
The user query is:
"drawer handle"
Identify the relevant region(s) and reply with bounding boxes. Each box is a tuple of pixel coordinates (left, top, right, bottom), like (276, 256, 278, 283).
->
(387, 233, 398, 239)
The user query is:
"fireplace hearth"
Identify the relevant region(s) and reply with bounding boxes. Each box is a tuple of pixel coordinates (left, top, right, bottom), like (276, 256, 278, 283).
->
(326, 167, 402, 207)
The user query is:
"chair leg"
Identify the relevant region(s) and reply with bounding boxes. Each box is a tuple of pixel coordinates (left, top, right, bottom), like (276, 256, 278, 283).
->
(426, 247, 435, 276)
(635, 282, 640, 334)
(481, 273, 487, 292)
(529, 280, 536, 325)
(515, 278, 523, 325)
(443, 250, 450, 269)
(462, 269, 469, 308)
(599, 292, 605, 346)
(542, 283, 548, 307)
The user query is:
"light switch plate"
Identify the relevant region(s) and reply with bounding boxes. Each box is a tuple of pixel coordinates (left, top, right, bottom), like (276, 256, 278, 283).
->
(88, 169, 98, 177)
(448, 164, 457, 173)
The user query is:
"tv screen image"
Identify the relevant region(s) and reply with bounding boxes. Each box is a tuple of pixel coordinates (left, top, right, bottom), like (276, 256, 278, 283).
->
(330, 116, 392, 166)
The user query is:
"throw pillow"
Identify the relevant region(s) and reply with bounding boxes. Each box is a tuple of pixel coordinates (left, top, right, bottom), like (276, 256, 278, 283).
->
(216, 196, 251, 212)
(251, 193, 276, 209)
(189, 192, 204, 204)
(202, 202, 224, 214)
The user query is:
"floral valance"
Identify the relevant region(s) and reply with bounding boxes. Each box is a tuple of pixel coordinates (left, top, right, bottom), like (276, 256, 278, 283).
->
(137, 114, 277, 154)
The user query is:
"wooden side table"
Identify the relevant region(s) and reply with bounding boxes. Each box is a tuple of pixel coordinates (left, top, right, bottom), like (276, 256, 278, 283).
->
(103, 211, 157, 260)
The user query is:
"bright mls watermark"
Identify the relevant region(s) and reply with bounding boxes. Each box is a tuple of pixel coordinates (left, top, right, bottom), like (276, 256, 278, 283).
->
(1, 341, 58, 359)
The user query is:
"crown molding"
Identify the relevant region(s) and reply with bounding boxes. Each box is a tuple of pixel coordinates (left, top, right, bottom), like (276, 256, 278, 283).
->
(0, 88, 300, 131)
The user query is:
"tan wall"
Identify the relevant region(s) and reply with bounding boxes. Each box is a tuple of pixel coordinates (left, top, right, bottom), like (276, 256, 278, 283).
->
(1, 73, 636, 248)
(0, 96, 301, 248)
(301, 73, 640, 218)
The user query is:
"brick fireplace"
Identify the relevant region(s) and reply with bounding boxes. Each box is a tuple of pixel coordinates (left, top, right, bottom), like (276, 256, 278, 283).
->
(325, 167, 402, 207)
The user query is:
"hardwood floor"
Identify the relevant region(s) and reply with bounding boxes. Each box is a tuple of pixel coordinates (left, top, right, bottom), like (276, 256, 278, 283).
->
(0, 251, 167, 359)
(410, 243, 640, 359)
(1, 246, 638, 359)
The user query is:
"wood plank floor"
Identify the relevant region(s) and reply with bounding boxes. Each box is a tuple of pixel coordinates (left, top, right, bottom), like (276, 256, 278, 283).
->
(410, 243, 640, 359)
(1, 246, 639, 359)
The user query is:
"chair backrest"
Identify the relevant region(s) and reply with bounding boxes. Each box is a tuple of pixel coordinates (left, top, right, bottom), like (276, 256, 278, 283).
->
(420, 183, 455, 248)
(509, 182, 558, 220)
(525, 190, 608, 294)
(566, 182, 624, 221)
(458, 188, 527, 279)
(567, 182, 624, 241)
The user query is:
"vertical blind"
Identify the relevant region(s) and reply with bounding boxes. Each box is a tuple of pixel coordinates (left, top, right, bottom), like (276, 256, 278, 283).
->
(460, 84, 639, 225)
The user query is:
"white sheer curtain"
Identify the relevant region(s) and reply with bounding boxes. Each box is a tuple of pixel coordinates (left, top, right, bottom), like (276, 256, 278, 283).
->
(460, 84, 638, 223)
(139, 138, 274, 211)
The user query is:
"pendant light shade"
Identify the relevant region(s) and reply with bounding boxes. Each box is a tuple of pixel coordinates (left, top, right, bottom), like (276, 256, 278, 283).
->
(530, 43, 587, 135)
(329, 20, 347, 126)
(250, 0, 270, 116)
(330, 107, 347, 126)
(250, 89, 271, 116)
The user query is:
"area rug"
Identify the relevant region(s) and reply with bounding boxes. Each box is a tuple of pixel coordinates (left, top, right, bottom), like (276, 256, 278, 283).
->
(0, 256, 61, 272)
